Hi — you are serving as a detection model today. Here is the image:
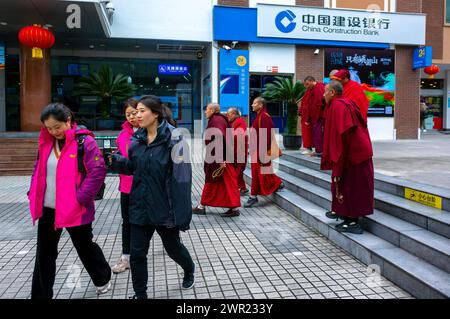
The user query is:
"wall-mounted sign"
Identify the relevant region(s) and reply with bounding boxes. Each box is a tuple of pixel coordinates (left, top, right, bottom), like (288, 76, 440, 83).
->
(405, 188, 442, 210)
(412, 46, 432, 70)
(0, 42, 5, 69)
(158, 64, 189, 75)
(219, 49, 249, 116)
(266, 66, 279, 73)
(257, 4, 426, 45)
(324, 48, 395, 117)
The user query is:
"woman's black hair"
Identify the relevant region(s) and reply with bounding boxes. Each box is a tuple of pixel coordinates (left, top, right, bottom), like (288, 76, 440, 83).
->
(123, 98, 138, 113)
(162, 104, 177, 127)
(137, 95, 164, 123)
(40, 103, 75, 125)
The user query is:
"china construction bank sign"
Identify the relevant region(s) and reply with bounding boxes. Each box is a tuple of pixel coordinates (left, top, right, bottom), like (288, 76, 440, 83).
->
(257, 4, 426, 45)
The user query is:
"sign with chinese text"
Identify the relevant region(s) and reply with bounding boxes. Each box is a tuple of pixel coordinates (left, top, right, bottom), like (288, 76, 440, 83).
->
(257, 4, 426, 45)
(0, 42, 5, 69)
(158, 64, 189, 76)
(405, 188, 442, 210)
(412, 46, 432, 70)
(324, 48, 395, 117)
(219, 49, 249, 115)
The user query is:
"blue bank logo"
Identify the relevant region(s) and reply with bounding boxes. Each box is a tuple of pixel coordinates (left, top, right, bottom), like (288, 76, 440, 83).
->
(275, 10, 297, 33)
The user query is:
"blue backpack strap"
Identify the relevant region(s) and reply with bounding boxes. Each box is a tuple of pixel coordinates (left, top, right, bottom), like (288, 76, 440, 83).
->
(77, 135, 86, 174)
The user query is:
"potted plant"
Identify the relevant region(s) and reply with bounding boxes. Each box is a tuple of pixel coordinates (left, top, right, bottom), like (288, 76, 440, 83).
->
(263, 77, 306, 150)
(74, 65, 136, 130)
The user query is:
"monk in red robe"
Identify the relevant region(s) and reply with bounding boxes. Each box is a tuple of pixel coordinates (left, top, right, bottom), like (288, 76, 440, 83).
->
(227, 107, 249, 195)
(245, 97, 284, 208)
(192, 103, 241, 217)
(321, 81, 374, 234)
(303, 76, 325, 156)
(331, 69, 369, 120)
(298, 89, 313, 154)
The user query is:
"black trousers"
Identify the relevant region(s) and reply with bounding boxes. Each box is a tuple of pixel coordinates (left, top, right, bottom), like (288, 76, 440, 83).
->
(31, 207, 111, 299)
(120, 193, 131, 255)
(130, 224, 195, 298)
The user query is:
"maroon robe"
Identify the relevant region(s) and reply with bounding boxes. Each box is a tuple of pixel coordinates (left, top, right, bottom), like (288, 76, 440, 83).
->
(231, 117, 248, 191)
(343, 80, 369, 121)
(250, 108, 282, 196)
(305, 82, 325, 153)
(321, 97, 374, 218)
(298, 92, 312, 148)
(201, 113, 240, 208)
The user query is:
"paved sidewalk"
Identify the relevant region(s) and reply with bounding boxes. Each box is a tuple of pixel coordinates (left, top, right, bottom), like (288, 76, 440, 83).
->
(0, 159, 412, 299)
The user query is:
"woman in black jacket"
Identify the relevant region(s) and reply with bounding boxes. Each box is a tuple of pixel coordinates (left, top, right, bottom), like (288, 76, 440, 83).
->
(109, 95, 195, 299)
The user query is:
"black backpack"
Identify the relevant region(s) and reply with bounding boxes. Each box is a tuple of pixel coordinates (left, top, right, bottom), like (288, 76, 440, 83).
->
(77, 135, 106, 201)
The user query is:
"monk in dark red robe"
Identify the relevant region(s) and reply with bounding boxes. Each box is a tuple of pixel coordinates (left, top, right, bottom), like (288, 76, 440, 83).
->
(298, 90, 313, 153)
(193, 103, 241, 217)
(331, 69, 369, 121)
(321, 81, 374, 234)
(303, 76, 325, 156)
(227, 107, 249, 195)
(245, 97, 284, 208)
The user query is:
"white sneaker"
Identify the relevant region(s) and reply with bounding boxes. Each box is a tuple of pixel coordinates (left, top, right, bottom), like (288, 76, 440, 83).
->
(301, 149, 312, 155)
(96, 280, 112, 295)
(112, 256, 130, 274)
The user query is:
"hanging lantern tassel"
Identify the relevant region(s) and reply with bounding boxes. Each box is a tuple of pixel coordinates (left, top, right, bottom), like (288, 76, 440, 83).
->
(32, 47, 43, 59)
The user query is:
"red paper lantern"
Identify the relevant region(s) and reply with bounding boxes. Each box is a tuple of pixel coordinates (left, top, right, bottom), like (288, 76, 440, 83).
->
(18, 25, 55, 59)
(424, 64, 440, 78)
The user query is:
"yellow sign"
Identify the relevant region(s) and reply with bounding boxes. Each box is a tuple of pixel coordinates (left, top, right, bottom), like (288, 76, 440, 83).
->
(404, 188, 442, 210)
(236, 56, 247, 67)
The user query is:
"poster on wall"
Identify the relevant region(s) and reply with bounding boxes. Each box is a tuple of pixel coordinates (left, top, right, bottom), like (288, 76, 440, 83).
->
(219, 49, 249, 115)
(324, 48, 395, 117)
(0, 42, 5, 69)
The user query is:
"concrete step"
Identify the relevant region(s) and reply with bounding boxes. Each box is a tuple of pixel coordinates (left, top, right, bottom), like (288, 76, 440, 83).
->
(281, 151, 450, 211)
(243, 169, 450, 299)
(277, 158, 450, 239)
(272, 164, 450, 273)
(0, 168, 33, 176)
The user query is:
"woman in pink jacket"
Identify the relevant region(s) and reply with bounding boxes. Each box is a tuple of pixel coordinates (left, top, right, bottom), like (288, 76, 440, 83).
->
(112, 99, 139, 274)
(29, 103, 111, 299)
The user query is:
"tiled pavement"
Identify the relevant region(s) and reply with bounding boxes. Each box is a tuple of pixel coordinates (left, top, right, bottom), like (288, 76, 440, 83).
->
(0, 161, 412, 299)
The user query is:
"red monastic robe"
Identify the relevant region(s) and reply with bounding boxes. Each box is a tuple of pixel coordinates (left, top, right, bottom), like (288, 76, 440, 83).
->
(321, 97, 374, 218)
(250, 109, 282, 196)
(343, 80, 369, 121)
(298, 91, 313, 148)
(201, 113, 240, 208)
(305, 82, 325, 153)
(231, 117, 248, 191)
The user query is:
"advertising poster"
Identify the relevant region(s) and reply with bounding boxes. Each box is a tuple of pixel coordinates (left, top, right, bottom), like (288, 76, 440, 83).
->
(219, 49, 249, 115)
(324, 48, 395, 117)
(0, 42, 5, 69)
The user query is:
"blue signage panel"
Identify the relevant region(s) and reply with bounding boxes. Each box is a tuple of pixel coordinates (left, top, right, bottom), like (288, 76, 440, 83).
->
(412, 46, 432, 70)
(0, 42, 5, 69)
(219, 49, 249, 115)
(158, 64, 189, 75)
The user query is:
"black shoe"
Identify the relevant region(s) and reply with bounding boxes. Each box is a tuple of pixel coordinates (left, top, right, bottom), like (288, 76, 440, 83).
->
(182, 266, 195, 290)
(192, 206, 206, 215)
(129, 294, 148, 299)
(335, 220, 363, 234)
(276, 182, 285, 192)
(325, 211, 344, 221)
(244, 197, 258, 208)
(220, 209, 240, 217)
(240, 189, 249, 195)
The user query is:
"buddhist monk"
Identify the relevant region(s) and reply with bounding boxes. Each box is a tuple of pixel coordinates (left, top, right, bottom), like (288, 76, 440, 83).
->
(192, 103, 241, 217)
(245, 97, 284, 208)
(298, 86, 313, 154)
(227, 107, 249, 195)
(321, 81, 374, 234)
(331, 69, 369, 120)
(303, 76, 325, 157)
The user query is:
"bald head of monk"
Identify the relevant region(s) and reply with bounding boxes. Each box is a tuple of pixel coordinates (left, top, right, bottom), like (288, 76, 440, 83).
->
(205, 103, 221, 119)
(324, 81, 343, 105)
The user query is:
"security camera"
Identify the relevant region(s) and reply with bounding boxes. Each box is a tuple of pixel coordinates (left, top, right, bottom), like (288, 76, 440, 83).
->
(314, 48, 320, 56)
(222, 45, 231, 51)
(231, 41, 238, 49)
(106, 2, 115, 15)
